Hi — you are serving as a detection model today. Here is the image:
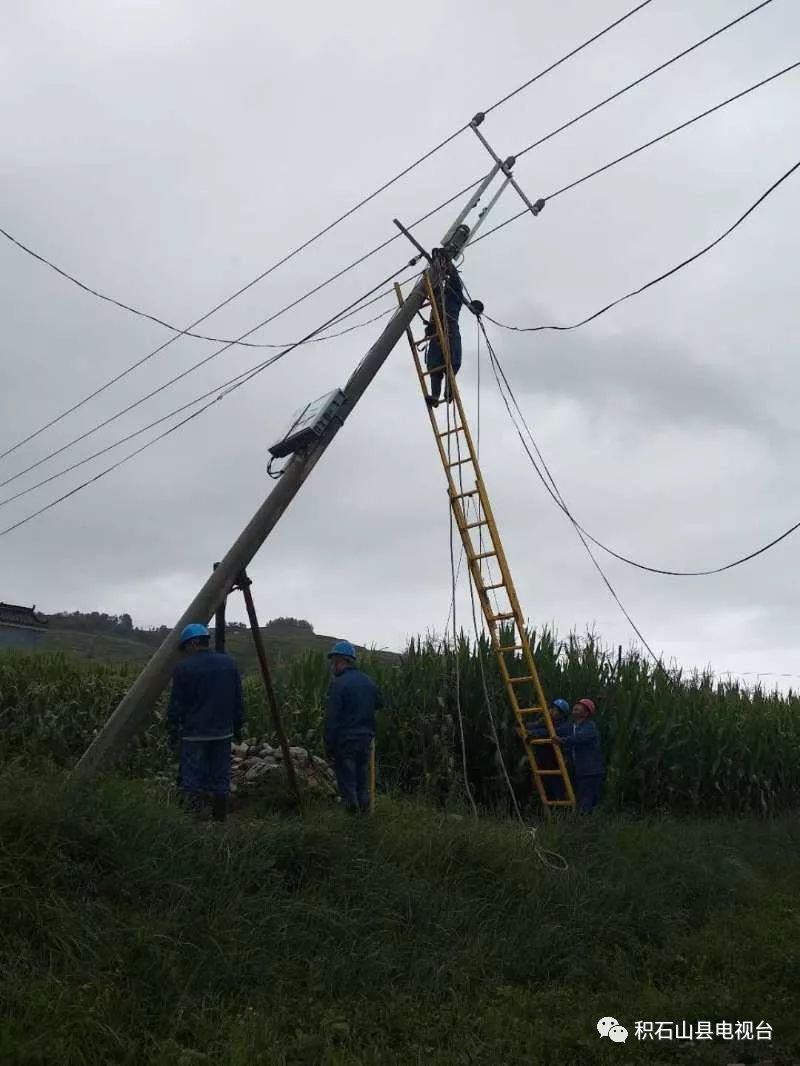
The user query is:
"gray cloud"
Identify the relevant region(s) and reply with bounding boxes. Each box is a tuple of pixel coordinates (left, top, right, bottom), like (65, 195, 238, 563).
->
(1, 0, 800, 689)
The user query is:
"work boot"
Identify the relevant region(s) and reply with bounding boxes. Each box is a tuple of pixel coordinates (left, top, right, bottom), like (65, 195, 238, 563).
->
(425, 396, 441, 408)
(211, 794, 228, 822)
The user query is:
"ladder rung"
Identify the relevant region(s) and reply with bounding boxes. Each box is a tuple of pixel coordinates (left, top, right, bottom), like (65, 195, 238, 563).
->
(453, 489, 478, 500)
(497, 643, 523, 652)
(447, 458, 472, 468)
(548, 800, 575, 807)
(421, 366, 446, 376)
(474, 551, 498, 561)
(438, 425, 464, 437)
(509, 675, 535, 684)
(527, 737, 558, 744)
(465, 519, 488, 530)
(489, 611, 516, 621)
(484, 582, 505, 591)
(517, 706, 545, 715)
(535, 769, 566, 776)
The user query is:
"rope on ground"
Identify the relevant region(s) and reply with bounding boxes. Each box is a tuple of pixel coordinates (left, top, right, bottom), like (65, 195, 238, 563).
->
(437, 278, 478, 821)
(462, 316, 568, 872)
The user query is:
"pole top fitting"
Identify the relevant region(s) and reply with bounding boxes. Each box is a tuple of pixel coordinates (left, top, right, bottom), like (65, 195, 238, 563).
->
(503, 155, 516, 170)
(470, 112, 485, 128)
(443, 223, 470, 257)
(532, 198, 546, 216)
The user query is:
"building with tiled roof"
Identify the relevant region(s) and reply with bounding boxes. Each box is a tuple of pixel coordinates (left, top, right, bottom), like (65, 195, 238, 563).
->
(0, 602, 48, 649)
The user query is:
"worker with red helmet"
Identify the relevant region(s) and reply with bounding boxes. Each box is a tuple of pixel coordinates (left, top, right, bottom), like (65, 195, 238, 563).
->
(555, 697, 605, 813)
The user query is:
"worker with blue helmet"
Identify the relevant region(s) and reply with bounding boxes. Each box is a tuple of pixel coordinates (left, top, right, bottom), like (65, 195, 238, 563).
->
(525, 696, 573, 804)
(167, 621, 245, 822)
(324, 639, 383, 813)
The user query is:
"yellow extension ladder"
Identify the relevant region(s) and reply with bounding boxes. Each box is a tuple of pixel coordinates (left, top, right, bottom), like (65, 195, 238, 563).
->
(395, 272, 575, 811)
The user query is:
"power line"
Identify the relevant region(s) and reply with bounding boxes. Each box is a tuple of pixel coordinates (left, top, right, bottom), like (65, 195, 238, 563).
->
(472, 308, 663, 664)
(0, 303, 400, 512)
(3, 22, 794, 528)
(475, 60, 800, 246)
(485, 157, 800, 335)
(0, 1, 656, 465)
(0, 223, 394, 350)
(0, 246, 422, 494)
(485, 0, 658, 115)
(481, 314, 800, 580)
(4, 58, 795, 513)
(514, 0, 776, 163)
(0, 265, 412, 538)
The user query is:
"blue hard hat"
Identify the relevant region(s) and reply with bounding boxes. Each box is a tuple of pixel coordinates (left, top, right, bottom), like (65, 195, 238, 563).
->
(180, 623, 210, 646)
(328, 639, 356, 660)
(550, 698, 570, 715)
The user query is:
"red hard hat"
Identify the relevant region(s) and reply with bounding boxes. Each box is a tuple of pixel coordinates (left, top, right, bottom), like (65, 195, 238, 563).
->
(576, 698, 596, 715)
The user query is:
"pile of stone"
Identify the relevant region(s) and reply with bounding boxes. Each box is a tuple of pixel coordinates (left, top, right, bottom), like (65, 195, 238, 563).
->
(231, 740, 337, 798)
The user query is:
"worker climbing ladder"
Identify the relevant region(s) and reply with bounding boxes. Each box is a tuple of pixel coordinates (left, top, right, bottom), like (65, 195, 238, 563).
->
(395, 272, 576, 811)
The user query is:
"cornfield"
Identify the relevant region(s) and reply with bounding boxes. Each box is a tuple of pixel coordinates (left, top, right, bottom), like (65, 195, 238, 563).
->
(2, 630, 800, 815)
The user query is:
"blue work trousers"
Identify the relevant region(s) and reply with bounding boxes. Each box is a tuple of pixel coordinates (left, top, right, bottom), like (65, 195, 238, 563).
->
(575, 774, 603, 813)
(179, 738, 232, 797)
(426, 329, 462, 402)
(333, 736, 372, 813)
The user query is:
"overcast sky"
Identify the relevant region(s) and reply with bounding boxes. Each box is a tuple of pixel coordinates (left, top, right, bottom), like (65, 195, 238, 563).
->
(2, 0, 799, 686)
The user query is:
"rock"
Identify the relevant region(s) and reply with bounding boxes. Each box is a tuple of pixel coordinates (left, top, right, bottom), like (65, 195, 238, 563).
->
(244, 759, 281, 783)
(258, 743, 275, 757)
(232, 743, 248, 757)
(289, 746, 309, 760)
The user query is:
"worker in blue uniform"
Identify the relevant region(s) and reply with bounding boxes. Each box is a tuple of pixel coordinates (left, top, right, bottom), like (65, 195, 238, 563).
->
(527, 698, 572, 802)
(167, 622, 244, 822)
(555, 698, 605, 813)
(324, 640, 383, 813)
(425, 250, 484, 408)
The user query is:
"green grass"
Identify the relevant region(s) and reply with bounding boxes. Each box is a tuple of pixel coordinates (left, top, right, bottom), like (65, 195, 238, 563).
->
(1, 766, 799, 1065)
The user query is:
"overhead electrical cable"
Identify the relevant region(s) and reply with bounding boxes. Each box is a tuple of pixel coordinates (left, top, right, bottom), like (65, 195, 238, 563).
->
(3, 61, 795, 513)
(0, 265, 414, 538)
(485, 157, 800, 335)
(475, 60, 800, 247)
(482, 318, 800, 578)
(0, 0, 656, 462)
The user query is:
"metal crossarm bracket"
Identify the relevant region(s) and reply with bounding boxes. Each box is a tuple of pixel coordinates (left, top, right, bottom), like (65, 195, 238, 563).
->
(466, 115, 546, 242)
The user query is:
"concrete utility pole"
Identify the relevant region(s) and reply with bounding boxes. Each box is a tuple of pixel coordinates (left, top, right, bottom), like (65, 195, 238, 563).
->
(213, 562, 226, 652)
(72, 225, 470, 779)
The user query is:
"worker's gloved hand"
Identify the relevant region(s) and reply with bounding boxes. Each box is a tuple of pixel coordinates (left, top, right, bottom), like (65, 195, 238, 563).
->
(468, 299, 484, 316)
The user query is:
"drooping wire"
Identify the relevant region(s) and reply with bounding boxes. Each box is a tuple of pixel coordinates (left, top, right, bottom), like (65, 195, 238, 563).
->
(4, 50, 795, 526)
(0, 0, 659, 464)
(9, 146, 798, 513)
(458, 271, 663, 665)
(486, 320, 800, 580)
(0, 225, 396, 350)
(486, 158, 800, 337)
(0, 265, 410, 537)
(0, 288, 399, 510)
(0, 254, 417, 494)
(434, 274, 479, 820)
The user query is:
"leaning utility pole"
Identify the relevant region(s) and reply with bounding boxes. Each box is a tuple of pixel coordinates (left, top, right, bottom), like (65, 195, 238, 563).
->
(73, 115, 529, 780)
(72, 238, 469, 779)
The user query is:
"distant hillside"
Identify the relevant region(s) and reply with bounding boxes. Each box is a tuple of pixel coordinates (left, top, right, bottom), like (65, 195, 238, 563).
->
(39, 615, 397, 675)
